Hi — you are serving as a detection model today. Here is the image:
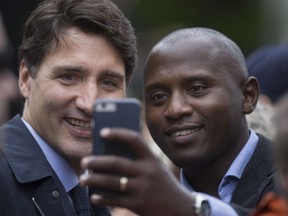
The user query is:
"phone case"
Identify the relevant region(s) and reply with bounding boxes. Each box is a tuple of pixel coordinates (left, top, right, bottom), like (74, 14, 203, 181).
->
(93, 98, 141, 159)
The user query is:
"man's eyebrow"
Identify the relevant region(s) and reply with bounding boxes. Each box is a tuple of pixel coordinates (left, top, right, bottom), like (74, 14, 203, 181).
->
(51, 65, 125, 79)
(99, 69, 125, 80)
(51, 65, 86, 73)
(144, 74, 216, 91)
(144, 82, 167, 92)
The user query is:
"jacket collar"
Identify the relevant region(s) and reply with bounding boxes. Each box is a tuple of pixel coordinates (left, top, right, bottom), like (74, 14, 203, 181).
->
(2, 115, 54, 183)
(232, 133, 276, 206)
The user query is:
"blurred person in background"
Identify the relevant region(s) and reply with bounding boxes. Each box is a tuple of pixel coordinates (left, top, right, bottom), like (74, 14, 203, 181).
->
(245, 100, 275, 140)
(0, 10, 22, 125)
(250, 92, 288, 216)
(246, 44, 288, 105)
(246, 44, 288, 139)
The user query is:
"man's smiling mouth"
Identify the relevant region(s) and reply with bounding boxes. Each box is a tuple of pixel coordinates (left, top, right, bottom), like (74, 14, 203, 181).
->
(170, 128, 200, 137)
(65, 117, 92, 129)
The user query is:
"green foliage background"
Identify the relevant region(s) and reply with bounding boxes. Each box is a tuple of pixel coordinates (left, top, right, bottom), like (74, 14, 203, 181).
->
(114, 0, 288, 99)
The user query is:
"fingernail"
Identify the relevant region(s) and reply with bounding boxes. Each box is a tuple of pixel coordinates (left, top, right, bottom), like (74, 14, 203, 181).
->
(91, 193, 102, 202)
(100, 127, 110, 137)
(79, 173, 88, 182)
(81, 156, 90, 168)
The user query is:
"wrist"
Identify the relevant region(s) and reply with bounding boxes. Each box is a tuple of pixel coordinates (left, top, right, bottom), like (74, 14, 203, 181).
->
(191, 192, 211, 216)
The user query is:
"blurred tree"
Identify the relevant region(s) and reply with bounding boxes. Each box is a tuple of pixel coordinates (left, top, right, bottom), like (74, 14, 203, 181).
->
(114, 0, 287, 99)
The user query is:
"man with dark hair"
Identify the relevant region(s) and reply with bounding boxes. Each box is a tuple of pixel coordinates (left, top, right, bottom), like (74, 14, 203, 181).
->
(0, 0, 137, 215)
(79, 27, 276, 216)
(245, 44, 288, 140)
(246, 44, 288, 104)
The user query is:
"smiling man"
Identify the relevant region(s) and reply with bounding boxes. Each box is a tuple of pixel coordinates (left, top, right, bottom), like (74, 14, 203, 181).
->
(79, 27, 277, 216)
(143, 27, 277, 215)
(0, 0, 137, 215)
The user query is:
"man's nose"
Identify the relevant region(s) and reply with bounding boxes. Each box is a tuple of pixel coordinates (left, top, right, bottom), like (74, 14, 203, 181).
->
(164, 93, 193, 119)
(75, 83, 98, 115)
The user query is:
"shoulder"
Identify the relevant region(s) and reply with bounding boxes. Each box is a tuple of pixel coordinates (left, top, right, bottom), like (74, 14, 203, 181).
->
(0, 149, 17, 214)
(0, 148, 16, 188)
(246, 133, 274, 170)
(256, 133, 273, 146)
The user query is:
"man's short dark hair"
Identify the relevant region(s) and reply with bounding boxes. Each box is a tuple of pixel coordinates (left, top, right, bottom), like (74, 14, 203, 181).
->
(18, 0, 137, 83)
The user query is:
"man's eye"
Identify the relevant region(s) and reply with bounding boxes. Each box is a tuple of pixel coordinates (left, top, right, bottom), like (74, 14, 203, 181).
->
(102, 80, 116, 86)
(191, 86, 203, 92)
(150, 93, 168, 104)
(188, 85, 208, 95)
(100, 79, 117, 88)
(60, 74, 76, 82)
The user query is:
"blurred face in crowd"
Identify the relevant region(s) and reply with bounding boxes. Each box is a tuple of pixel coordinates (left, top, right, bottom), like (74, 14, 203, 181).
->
(273, 93, 288, 201)
(0, 69, 21, 125)
(144, 36, 255, 172)
(19, 27, 125, 171)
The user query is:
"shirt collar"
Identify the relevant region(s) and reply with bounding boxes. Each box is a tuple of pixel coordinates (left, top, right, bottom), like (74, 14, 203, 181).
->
(180, 129, 259, 192)
(21, 118, 78, 192)
(223, 130, 258, 180)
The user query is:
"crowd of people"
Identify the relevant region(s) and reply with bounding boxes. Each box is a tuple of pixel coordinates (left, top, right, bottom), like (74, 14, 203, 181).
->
(0, 0, 288, 216)
(0, 10, 22, 126)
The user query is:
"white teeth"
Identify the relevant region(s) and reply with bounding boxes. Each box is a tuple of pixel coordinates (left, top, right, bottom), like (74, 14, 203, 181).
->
(171, 128, 199, 137)
(173, 131, 181, 136)
(66, 118, 91, 128)
(180, 131, 186, 135)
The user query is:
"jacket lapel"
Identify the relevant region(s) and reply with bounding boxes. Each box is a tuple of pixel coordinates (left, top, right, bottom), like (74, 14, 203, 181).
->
(231, 134, 276, 207)
(2, 115, 76, 216)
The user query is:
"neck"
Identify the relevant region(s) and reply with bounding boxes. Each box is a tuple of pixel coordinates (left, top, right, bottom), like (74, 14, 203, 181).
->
(184, 128, 250, 196)
(184, 164, 227, 198)
(68, 159, 82, 176)
(184, 142, 244, 197)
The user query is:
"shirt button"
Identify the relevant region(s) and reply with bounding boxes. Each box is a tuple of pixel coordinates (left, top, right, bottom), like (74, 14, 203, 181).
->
(52, 190, 60, 199)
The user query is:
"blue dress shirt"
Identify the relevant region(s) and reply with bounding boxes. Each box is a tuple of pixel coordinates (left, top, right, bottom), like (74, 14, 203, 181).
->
(180, 130, 259, 216)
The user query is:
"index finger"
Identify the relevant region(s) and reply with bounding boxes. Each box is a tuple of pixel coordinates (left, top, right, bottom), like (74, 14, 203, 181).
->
(100, 127, 155, 160)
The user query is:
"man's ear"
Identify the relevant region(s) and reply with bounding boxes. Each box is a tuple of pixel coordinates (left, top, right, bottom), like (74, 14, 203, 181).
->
(241, 76, 259, 114)
(18, 59, 31, 99)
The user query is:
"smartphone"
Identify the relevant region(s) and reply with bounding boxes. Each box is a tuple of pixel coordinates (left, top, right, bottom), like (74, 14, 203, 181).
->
(92, 98, 141, 159)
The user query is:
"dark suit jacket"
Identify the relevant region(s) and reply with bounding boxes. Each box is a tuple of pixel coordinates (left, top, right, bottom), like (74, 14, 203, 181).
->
(231, 134, 278, 216)
(0, 115, 109, 216)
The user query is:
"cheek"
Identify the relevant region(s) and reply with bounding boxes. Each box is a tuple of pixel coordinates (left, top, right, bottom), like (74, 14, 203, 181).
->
(200, 96, 233, 118)
(145, 107, 157, 124)
(145, 109, 162, 135)
(100, 89, 126, 98)
(38, 88, 72, 113)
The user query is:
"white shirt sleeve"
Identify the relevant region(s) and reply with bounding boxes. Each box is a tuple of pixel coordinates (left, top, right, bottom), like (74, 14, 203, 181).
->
(198, 192, 238, 216)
